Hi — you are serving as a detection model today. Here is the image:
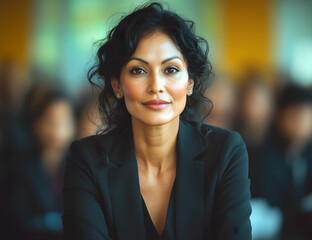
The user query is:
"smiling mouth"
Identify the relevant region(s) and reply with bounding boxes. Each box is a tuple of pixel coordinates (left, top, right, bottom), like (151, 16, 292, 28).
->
(142, 99, 170, 110)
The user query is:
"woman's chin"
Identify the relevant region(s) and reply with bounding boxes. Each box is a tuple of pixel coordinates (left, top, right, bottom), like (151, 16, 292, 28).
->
(132, 115, 179, 127)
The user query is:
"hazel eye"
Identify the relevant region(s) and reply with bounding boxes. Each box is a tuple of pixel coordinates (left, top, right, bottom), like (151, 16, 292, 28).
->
(130, 67, 146, 75)
(165, 66, 179, 74)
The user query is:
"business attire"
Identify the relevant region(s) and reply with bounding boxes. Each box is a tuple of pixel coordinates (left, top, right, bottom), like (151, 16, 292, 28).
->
(0, 114, 65, 239)
(256, 129, 312, 239)
(62, 117, 252, 240)
(11, 153, 65, 232)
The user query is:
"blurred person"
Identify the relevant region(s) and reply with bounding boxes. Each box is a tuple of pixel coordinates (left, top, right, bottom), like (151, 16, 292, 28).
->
(0, 59, 30, 239)
(0, 58, 28, 183)
(9, 84, 76, 238)
(235, 71, 275, 149)
(0, 58, 27, 117)
(75, 88, 101, 140)
(204, 74, 237, 129)
(233, 71, 280, 239)
(257, 83, 312, 240)
(234, 70, 275, 198)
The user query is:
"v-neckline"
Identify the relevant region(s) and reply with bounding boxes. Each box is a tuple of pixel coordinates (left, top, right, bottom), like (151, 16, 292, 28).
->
(141, 179, 176, 238)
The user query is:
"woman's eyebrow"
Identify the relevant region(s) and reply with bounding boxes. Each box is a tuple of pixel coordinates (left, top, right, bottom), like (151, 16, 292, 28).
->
(128, 56, 182, 65)
(161, 56, 182, 64)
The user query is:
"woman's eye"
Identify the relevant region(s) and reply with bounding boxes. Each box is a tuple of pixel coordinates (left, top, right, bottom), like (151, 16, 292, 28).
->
(130, 68, 146, 75)
(165, 67, 179, 74)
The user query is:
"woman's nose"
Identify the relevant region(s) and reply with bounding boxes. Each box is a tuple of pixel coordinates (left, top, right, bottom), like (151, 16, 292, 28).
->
(147, 71, 165, 94)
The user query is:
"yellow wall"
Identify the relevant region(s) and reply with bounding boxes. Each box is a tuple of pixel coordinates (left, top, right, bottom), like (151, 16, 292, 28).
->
(0, 0, 32, 68)
(221, 0, 273, 79)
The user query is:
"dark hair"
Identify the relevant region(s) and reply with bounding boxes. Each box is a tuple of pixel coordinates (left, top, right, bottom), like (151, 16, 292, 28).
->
(22, 84, 73, 126)
(277, 83, 312, 110)
(20, 83, 74, 157)
(88, 2, 213, 134)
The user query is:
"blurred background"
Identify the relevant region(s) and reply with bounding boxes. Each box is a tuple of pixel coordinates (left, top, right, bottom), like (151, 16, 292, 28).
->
(1, 0, 312, 239)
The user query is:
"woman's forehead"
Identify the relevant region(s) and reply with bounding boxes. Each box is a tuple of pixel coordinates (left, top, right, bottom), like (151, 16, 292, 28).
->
(129, 31, 186, 63)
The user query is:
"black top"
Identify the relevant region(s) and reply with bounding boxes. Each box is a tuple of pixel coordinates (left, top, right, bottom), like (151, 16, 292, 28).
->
(11, 154, 65, 232)
(62, 118, 252, 240)
(142, 180, 176, 240)
(255, 131, 312, 238)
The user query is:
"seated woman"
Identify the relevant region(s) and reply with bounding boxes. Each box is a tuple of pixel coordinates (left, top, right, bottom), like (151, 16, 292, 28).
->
(11, 84, 75, 235)
(62, 2, 252, 240)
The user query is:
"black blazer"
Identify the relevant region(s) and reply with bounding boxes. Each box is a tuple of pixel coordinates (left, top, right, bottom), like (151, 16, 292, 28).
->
(62, 118, 252, 240)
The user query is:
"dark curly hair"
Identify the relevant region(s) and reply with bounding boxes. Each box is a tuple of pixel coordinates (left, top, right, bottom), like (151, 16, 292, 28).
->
(88, 1, 213, 134)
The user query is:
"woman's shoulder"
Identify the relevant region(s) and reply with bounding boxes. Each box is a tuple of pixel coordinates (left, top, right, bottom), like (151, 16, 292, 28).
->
(203, 123, 249, 178)
(71, 126, 123, 149)
(206, 123, 245, 147)
(66, 129, 121, 169)
(184, 119, 246, 149)
(184, 120, 248, 172)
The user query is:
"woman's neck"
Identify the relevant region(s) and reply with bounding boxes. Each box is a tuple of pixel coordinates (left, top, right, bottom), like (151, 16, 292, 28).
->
(132, 117, 179, 175)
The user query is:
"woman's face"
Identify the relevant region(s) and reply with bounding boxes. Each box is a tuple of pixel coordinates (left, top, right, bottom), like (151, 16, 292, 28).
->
(34, 100, 75, 152)
(111, 31, 194, 126)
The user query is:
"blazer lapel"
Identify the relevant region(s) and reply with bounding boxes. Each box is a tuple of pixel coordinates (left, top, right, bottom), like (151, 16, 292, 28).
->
(175, 119, 207, 240)
(106, 118, 210, 240)
(107, 128, 147, 240)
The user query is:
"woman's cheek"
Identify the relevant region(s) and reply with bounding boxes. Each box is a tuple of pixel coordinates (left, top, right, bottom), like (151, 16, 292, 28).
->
(168, 80, 188, 99)
(122, 80, 143, 101)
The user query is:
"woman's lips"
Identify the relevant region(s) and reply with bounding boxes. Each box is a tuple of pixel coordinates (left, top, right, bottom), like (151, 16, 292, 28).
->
(142, 99, 170, 110)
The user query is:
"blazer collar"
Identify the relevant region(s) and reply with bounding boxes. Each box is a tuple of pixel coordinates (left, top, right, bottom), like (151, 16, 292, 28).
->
(105, 117, 209, 166)
(104, 117, 213, 239)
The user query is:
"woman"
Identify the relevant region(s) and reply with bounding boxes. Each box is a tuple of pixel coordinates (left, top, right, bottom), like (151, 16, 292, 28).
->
(62, 2, 252, 240)
(11, 84, 75, 235)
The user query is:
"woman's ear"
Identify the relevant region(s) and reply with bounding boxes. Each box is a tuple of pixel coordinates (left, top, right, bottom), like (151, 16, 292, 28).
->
(187, 78, 194, 96)
(111, 77, 124, 99)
